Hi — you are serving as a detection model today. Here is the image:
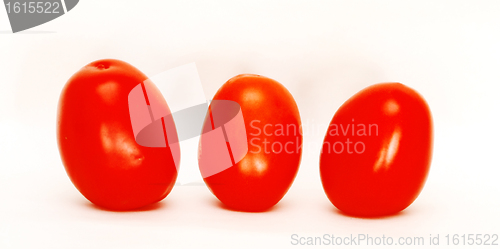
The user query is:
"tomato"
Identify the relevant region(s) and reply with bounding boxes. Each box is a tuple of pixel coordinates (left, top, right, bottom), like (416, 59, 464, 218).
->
(320, 82, 433, 217)
(57, 59, 179, 211)
(198, 74, 302, 212)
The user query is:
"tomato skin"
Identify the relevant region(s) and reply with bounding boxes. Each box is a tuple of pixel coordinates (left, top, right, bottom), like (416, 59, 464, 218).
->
(199, 74, 302, 212)
(320, 83, 433, 217)
(57, 59, 178, 211)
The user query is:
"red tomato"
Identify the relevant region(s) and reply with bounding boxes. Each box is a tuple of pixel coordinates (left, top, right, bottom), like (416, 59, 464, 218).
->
(57, 59, 179, 211)
(320, 83, 433, 217)
(198, 74, 302, 212)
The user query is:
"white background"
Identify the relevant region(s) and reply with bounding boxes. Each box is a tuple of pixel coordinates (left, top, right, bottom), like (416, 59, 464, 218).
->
(1, 0, 499, 248)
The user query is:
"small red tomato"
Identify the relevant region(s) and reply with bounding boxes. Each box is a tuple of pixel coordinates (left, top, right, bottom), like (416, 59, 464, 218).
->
(198, 74, 302, 212)
(57, 59, 179, 211)
(320, 83, 433, 217)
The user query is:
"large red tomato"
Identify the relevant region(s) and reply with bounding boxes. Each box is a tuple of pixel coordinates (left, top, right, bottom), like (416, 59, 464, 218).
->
(320, 83, 433, 217)
(57, 59, 179, 211)
(198, 74, 302, 212)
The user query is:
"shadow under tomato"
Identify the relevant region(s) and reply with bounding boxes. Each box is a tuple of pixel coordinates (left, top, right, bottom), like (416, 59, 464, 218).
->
(84, 201, 167, 212)
(211, 198, 284, 213)
(332, 207, 411, 220)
